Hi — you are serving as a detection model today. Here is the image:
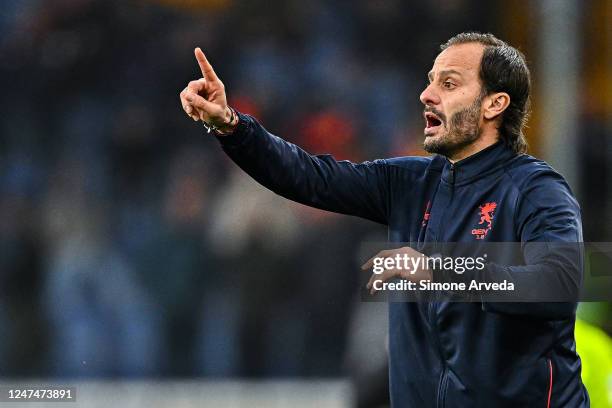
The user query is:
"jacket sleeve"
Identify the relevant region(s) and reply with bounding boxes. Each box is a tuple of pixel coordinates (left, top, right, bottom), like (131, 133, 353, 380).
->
(216, 112, 392, 225)
(479, 166, 583, 320)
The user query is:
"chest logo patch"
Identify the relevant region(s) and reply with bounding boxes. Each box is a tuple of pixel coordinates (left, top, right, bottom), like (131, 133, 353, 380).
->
(471, 202, 497, 240)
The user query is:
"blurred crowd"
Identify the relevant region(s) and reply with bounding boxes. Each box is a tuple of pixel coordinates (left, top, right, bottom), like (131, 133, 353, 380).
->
(0, 0, 609, 386)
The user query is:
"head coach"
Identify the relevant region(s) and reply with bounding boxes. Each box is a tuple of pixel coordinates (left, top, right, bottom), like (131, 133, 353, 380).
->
(180, 32, 589, 407)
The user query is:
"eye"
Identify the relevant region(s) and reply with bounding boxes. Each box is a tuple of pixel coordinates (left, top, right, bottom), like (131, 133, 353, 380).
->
(443, 80, 456, 89)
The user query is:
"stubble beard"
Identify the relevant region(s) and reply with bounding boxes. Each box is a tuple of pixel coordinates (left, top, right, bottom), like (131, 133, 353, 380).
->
(423, 93, 484, 158)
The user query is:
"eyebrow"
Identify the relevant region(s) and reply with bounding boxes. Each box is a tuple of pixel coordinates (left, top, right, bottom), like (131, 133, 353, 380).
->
(428, 69, 463, 82)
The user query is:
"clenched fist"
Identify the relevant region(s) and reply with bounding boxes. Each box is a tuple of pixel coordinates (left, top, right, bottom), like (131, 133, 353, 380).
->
(180, 47, 237, 135)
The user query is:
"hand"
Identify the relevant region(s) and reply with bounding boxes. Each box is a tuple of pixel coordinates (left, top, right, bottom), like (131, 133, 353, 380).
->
(362, 246, 432, 295)
(179, 48, 236, 133)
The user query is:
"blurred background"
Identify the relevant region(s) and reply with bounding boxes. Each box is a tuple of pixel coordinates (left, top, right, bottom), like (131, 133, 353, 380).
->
(0, 0, 610, 407)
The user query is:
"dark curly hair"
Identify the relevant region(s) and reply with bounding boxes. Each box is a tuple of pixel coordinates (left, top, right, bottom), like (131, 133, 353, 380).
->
(441, 32, 531, 154)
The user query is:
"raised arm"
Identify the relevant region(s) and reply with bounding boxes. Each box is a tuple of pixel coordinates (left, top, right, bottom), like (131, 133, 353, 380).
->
(179, 48, 392, 224)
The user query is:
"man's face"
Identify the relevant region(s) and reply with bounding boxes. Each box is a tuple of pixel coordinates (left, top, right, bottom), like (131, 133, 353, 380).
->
(420, 43, 486, 158)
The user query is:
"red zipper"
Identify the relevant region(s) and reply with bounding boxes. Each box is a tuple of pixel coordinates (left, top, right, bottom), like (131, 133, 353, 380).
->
(546, 358, 553, 408)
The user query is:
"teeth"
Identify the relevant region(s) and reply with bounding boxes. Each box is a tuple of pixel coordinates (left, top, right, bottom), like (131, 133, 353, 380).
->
(426, 115, 439, 123)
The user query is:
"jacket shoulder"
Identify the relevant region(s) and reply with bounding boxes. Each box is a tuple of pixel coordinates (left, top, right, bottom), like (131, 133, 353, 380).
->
(505, 154, 576, 197)
(504, 155, 581, 237)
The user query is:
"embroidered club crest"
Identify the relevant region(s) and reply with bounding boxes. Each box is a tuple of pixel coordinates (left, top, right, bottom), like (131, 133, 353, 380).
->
(471, 202, 497, 240)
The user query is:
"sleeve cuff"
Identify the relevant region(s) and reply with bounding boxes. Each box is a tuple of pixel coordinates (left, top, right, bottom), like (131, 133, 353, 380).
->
(215, 111, 253, 149)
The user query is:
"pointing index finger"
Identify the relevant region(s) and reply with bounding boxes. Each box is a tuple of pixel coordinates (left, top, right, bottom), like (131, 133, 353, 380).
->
(195, 47, 218, 81)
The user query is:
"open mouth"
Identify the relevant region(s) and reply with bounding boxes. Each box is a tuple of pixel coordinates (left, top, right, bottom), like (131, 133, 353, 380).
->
(424, 112, 443, 135)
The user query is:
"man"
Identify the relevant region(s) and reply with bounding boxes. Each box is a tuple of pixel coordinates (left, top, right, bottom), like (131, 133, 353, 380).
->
(180, 33, 589, 407)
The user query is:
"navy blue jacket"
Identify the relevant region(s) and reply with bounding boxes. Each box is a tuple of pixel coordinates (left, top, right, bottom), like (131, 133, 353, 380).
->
(217, 112, 590, 407)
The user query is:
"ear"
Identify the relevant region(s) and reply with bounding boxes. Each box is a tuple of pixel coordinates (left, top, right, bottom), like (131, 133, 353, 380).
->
(483, 92, 510, 120)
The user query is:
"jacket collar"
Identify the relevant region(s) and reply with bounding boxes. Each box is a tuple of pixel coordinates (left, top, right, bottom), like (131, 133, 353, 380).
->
(440, 141, 518, 185)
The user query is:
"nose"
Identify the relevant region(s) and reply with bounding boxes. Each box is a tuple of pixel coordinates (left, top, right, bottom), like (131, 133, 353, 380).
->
(420, 83, 440, 106)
